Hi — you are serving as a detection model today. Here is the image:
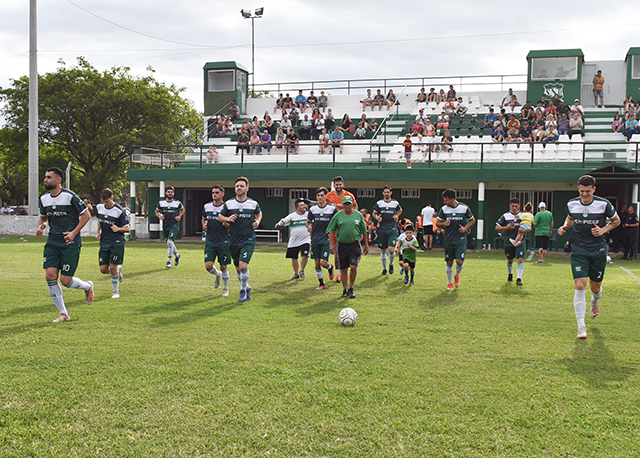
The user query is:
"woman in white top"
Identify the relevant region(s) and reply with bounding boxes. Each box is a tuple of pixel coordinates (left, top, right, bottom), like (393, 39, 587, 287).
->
(318, 128, 330, 154)
(415, 134, 427, 160)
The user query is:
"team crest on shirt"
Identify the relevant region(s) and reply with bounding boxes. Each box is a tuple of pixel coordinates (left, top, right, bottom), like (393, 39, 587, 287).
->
(52, 202, 57, 210)
(583, 212, 588, 218)
(452, 213, 456, 217)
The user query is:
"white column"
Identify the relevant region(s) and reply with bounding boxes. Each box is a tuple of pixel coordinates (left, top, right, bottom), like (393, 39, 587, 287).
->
(633, 183, 639, 205)
(477, 182, 485, 248)
(159, 181, 165, 231)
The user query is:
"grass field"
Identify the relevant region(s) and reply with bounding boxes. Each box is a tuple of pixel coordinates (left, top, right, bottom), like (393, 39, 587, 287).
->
(1, 236, 639, 457)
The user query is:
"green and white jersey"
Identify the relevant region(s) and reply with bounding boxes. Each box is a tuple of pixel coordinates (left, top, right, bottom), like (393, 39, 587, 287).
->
(39, 188, 88, 248)
(307, 203, 338, 245)
(566, 196, 616, 256)
(221, 197, 262, 246)
(496, 211, 523, 247)
(397, 232, 419, 263)
(280, 211, 311, 248)
(156, 199, 183, 229)
(437, 202, 474, 245)
(373, 198, 402, 233)
(96, 202, 129, 249)
(203, 201, 229, 247)
(326, 210, 367, 244)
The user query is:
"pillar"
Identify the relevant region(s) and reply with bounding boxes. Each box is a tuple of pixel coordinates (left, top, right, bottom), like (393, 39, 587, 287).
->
(129, 181, 136, 240)
(477, 182, 485, 248)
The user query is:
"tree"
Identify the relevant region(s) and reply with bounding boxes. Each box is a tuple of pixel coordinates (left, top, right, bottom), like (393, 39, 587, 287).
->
(0, 58, 201, 203)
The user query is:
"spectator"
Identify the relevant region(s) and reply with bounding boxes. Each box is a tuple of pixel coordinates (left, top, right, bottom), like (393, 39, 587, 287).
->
(250, 116, 260, 131)
(537, 94, 549, 108)
(206, 145, 218, 164)
(318, 91, 328, 112)
(274, 127, 286, 152)
(236, 131, 250, 156)
(274, 93, 285, 113)
(259, 130, 272, 154)
(416, 88, 427, 102)
(519, 121, 533, 143)
(289, 106, 300, 125)
(556, 100, 570, 117)
(311, 107, 321, 120)
(373, 90, 385, 111)
(568, 112, 584, 139)
(441, 129, 453, 152)
(501, 88, 515, 107)
(307, 91, 318, 110)
(570, 99, 584, 117)
(324, 109, 335, 131)
(507, 114, 521, 131)
(436, 111, 449, 130)
(385, 89, 397, 110)
(544, 113, 557, 131)
(427, 88, 438, 102)
(551, 94, 561, 108)
(216, 115, 226, 136)
(558, 114, 570, 135)
(507, 95, 520, 107)
(443, 98, 455, 115)
(415, 133, 427, 160)
(250, 130, 260, 155)
(354, 122, 367, 140)
(446, 85, 456, 100)
(624, 95, 635, 113)
(286, 127, 300, 154)
(492, 125, 505, 142)
(228, 101, 240, 121)
(532, 119, 545, 142)
(403, 134, 413, 169)
(318, 128, 330, 154)
(358, 114, 369, 131)
(298, 114, 313, 140)
(506, 126, 520, 143)
(1, 202, 10, 215)
(312, 113, 325, 140)
(283, 93, 293, 109)
(484, 108, 497, 128)
(412, 120, 423, 136)
(612, 114, 623, 133)
(340, 114, 354, 132)
(330, 127, 344, 153)
(493, 114, 507, 131)
(593, 70, 605, 108)
(542, 126, 559, 145)
(424, 120, 436, 145)
(263, 115, 276, 136)
(225, 117, 234, 135)
(545, 103, 557, 116)
(279, 115, 292, 130)
(437, 89, 446, 103)
(623, 113, 639, 141)
(415, 108, 428, 127)
(520, 101, 533, 121)
(295, 90, 308, 113)
(534, 101, 545, 118)
(456, 97, 468, 115)
(361, 89, 374, 111)
(368, 118, 378, 132)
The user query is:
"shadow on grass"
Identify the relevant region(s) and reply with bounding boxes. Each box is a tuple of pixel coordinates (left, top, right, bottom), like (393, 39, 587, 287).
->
(424, 289, 462, 308)
(135, 295, 226, 317)
(149, 301, 238, 327)
(112, 269, 161, 280)
(0, 303, 51, 318)
(560, 328, 633, 388)
(295, 298, 345, 317)
(0, 322, 49, 339)
(494, 282, 532, 297)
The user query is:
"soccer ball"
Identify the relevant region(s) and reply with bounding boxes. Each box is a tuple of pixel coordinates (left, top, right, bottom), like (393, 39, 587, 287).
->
(339, 307, 358, 326)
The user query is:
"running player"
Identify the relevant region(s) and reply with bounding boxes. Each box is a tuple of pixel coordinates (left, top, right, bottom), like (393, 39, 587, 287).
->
(219, 177, 263, 302)
(36, 167, 94, 322)
(495, 198, 531, 285)
(275, 199, 311, 280)
(557, 175, 620, 339)
(326, 176, 357, 282)
(372, 185, 402, 275)
(155, 187, 184, 268)
(95, 188, 130, 299)
(436, 189, 476, 291)
(202, 185, 231, 297)
(306, 187, 337, 290)
(395, 223, 419, 286)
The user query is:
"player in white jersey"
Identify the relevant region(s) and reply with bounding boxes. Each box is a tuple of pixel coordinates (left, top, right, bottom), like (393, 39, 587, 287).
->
(275, 199, 311, 279)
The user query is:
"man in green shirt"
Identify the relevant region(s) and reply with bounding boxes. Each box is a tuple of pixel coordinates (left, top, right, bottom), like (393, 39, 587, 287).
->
(327, 196, 369, 298)
(36, 167, 94, 323)
(533, 202, 554, 263)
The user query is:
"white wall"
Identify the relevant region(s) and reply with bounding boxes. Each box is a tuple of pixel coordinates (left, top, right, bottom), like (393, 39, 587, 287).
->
(0, 216, 151, 239)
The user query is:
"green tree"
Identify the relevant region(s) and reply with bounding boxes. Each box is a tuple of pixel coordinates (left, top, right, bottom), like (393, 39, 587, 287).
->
(0, 58, 200, 203)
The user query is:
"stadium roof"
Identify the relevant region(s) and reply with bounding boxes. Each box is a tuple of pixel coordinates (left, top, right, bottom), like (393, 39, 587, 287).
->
(526, 49, 584, 59)
(203, 61, 249, 72)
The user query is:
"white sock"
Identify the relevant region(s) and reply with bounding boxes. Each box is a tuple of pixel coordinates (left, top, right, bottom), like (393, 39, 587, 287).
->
(455, 263, 463, 276)
(507, 262, 513, 275)
(167, 241, 173, 259)
(65, 277, 91, 291)
(221, 269, 229, 287)
(390, 252, 396, 266)
(381, 251, 387, 268)
(446, 264, 453, 283)
(574, 289, 587, 323)
(240, 268, 250, 290)
(47, 280, 68, 316)
(592, 287, 602, 303)
(111, 275, 119, 294)
(208, 266, 220, 276)
(517, 263, 524, 279)
(316, 268, 323, 280)
(325, 263, 333, 272)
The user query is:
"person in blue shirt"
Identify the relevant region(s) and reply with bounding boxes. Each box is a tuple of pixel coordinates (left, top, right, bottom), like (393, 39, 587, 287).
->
(330, 127, 344, 153)
(295, 90, 308, 113)
(484, 108, 497, 128)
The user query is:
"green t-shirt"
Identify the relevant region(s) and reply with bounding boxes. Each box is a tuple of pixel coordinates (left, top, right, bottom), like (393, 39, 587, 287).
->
(156, 199, 183, 229)
(437, 202, 474, 245)
(373, 198, 402, 233)
(203, 201, 230, 247)
(326, 210, 367, 244)
(39, 188, 88, 248)
(566, 196, 616, 256)
(220, 197, 262, 246)
(96, 202, 129, 249)
(533, 210, 554, 236)
(398, 233, 419, 263)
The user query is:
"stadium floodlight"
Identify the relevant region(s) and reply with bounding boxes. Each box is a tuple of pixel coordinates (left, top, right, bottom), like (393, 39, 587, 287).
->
(255, 7, 264, 16)
(240, 8, 265, 95)
(240, 9, 252, 18)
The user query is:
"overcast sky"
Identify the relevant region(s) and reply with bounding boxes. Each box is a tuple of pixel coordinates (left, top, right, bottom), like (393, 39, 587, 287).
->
(0, 0, 636, 114)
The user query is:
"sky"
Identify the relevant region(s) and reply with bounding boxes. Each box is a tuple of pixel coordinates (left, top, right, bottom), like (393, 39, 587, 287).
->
(0, 0, 637, 115)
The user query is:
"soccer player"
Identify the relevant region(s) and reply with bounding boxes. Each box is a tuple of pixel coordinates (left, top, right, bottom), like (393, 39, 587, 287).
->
(95, 188, 130, 299)
(495, 198, 531, 285)
(275, 198, 311, 280)
(327, 196, 369, 299)
(373, 186, 402, 276)
(326, 176, 357, 282)
(436, 189, 476, 291)
(155, 186, 184, 268)
(558, 175, 620, 339)
(395, 223, 419, 286)
(219, 177, 263, 302)
(307, 187, 337, 290)
(36, 167, 94, 322)
(202, 185, 231, 297)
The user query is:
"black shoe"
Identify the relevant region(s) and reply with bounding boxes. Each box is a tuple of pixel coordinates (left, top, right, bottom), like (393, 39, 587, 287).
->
(341, 289, 349, 298)
(508, 274, 513, 282)
(389, 264, 394, 275)
(516, 278, 523, 286)
(381, 269, 387, 276)
(348, 287, 356, 299)
(404, 275, 409, 284)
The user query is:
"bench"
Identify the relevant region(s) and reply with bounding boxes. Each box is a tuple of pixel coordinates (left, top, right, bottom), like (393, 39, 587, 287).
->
(255, 229, 282, 243)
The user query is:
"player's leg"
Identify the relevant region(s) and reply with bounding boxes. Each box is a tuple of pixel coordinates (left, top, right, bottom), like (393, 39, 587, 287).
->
(588, 254, 606, 318)
(409, 261, 415, 285)
(291, 258, 300, 277)
(107, 246, 124, 298)
(237, 243, 254, 302)
(313, 253, 325, 289)
(287, 246, 299, 279)
(505, 248, 514, 281)
(44, 249, 69, 321)
(380, 247, 388, 275)
(571, 254, 590, 338)
(444, 244, 454, 290)
(388, 235, 397, 273)
(320, 244, 334, 281)
(58, 246, 94, 305)
(299, 245, 309, 278)
(205, 246, 223, 290)
(454, 253, 464, 288)
(99, 248, 110, 275)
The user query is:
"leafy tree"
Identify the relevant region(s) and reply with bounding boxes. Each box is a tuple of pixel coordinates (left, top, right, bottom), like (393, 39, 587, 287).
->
(0, 58, 200, 203)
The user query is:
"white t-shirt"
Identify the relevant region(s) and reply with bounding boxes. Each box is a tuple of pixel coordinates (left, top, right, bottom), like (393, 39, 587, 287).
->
(421, 205, 435, 226)
(280, 211, 311, 248)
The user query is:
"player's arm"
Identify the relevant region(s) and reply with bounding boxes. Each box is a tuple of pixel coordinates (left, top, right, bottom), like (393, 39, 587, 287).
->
(394, 207, 403, 222)
(557, 215, 574, 236)
(275, 218, 285, 228)
(64, 209, 91, 244)
(155, 207, 164, 220)
(253, 211, 263, 229)
(495, 218, 511, 231)
(592, 214, 620, 237)
(95, 222, 101, 240)
(36, 215, 48, 237)
(436, 217, 449, 228)
(461, 216, 476, 233)
(201, 217, 207, 232)
(176, 206, 185, 221)
(113, 223, 130, 233)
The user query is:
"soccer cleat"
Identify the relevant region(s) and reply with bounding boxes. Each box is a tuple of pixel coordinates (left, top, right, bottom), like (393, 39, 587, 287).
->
(516, 278, 523, 286)
(328, 266, 335, 281)
(410, 279, 414, 286)
(53, 314, 70, 323)
(577, 325, 587, 339)
(336, 274, 341, 282)
(536, 260, 544, 263)
(174, 253, 181, 266)
(238, 289, 247, 302)
(341, 289, 349, 298)
(389, 264, 394, 275)
(299, 271, 306, 279)
(85, 281, 94, 305)
(166, 261, 172, 268)
(117, 265, 123, 282)
(447, 283, 454, 291)
(404, 275, 409, 284)
(290, 273, 300, 280)
(507, 274, 513, 282)
(111, 293, 120, 299)
(214, 272, 222, 289)
(381, 269, 387, 276)
(348, 287, 356, 299)
(316, 285, 325, 290)
(245, 286, 252, 302)
(591, 296, 600, 319)
(222, 287, 229, 297)
(454, 275, 460, 288)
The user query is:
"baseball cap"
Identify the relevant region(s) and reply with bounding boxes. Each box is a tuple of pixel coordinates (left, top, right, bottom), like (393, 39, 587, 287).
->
(574, 99, 580, 102)
(538, 202, 546, 208)
(419, 108, 424, 112)
(342, 196, 354, 204)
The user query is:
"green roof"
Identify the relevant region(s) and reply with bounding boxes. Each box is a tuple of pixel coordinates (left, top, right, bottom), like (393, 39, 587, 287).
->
(526, 49, 584, 59)
(625, 47, 640, 60)
(203, 61, 249, 72)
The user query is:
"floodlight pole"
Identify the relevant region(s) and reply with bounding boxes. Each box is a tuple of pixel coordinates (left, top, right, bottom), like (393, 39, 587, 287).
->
(28, 0, 39, 215)
(241, 8, 263, 96)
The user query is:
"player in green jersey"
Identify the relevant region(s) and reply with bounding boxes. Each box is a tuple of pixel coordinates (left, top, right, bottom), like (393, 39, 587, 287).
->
(372, 185, 402, 276)
(202, 185, 231, 297)
(95, 188, 130, 299)
(36, 167, 94, 322)
(558, 175, 620, 339)
(155, 187, 184, 268)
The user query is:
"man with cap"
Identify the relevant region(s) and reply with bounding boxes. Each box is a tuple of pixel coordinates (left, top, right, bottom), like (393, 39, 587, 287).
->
(533, 202, 554, 263)
(326, 195, 369, 299)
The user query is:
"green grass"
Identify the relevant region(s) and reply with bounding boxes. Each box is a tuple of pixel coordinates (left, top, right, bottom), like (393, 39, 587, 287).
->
(1, 236, 639, 457)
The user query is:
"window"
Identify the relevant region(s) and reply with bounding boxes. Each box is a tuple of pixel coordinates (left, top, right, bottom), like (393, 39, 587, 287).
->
(357, 188, 375, 198)
(510, 191, 553, 212)
(265, 188, 283, 198)
(456, 190, 473, 200)
(632, 55, 640, 79)
(530, 57, 578, 81)
(208, 70, 235, 92)
(289, 189, 308, 200)
(400, 189, 420, 199)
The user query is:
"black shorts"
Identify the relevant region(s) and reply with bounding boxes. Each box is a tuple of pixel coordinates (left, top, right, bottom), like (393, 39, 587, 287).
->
(286, 243, 310, 259)
(338, 241, 362, 268)
(536, 236, 549, 250)
(402, 260, 416, 269)
(424, 225, 434, 236)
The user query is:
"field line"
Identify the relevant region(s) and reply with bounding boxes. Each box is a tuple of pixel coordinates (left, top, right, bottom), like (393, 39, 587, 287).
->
(617, 265, 640, 284)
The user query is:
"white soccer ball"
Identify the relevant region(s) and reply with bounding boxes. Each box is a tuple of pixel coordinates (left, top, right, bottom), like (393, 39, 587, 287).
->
(339, 307, 358, 326)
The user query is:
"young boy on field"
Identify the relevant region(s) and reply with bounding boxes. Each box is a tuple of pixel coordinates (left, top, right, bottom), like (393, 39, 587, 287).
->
(395, 224, 419, 286)
(510, 202, 534, 247)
